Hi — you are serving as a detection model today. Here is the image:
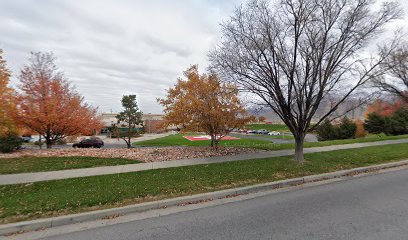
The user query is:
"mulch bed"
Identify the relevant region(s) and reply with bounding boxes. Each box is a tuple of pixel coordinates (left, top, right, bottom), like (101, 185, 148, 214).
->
(0, 147, 261, 163)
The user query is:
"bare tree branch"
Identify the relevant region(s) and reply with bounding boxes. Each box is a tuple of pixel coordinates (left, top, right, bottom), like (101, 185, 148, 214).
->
(209, 0, 402, 162)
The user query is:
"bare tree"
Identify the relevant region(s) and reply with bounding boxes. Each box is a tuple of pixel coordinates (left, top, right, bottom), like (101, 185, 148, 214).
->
(209, 0, 401, 162)
(375, 42, 408, 102)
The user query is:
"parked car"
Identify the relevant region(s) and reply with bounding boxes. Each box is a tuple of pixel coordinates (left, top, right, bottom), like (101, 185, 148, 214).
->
(72, 139, 104, 148)
(257, 129, 269, 134)
(268, 131, 281, 136)
(20, 136, 32, 143)
(247, 130, 257, 134)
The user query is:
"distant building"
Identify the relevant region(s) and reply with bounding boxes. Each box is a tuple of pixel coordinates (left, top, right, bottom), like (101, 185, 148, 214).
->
(101, 113, 166, 133)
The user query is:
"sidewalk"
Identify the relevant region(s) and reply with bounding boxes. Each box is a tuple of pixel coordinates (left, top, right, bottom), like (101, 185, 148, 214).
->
(1, 138, 407, 185)
(3, 160, 408, 237)
(100, 132, 173, 144)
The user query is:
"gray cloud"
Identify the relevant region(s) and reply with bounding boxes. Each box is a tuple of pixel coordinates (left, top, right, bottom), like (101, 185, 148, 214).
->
(0, 0, 241, 113)
(0, 0, 406, 114)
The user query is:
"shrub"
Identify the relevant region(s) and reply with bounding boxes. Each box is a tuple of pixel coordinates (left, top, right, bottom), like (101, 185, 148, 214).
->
(0, 132, 23, 153)
(317, 117, 357, 141)
(365, 108, 408, 136)
(317, 120, 335, 141)
(54, 138, 67, 145)
(337, 117, 357, 139)
(384, 108, 408, 135)
(364, 113, 386, 134)
(354, 119, 367, 138)
(34, 140, 44, 147)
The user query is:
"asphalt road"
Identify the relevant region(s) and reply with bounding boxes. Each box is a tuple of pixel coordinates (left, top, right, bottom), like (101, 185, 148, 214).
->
(44, 168, 408, 240)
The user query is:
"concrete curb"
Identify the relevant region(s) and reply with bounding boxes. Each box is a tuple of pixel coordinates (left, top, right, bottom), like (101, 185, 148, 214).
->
(2, 159, 408, 236)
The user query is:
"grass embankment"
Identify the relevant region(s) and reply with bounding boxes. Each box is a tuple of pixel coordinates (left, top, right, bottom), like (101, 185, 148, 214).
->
(1, 143, 408, 223)
(134, 133, 408, 150)
(0, 157, 140, 174)
(245, 124, 290, 132)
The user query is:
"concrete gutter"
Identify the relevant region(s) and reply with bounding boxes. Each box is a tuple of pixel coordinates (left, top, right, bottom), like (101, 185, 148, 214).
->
(2, 159, 408, 236)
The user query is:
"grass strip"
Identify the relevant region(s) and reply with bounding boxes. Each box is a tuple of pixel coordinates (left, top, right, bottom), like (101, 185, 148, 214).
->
(134, 134, 269, 147)
(0, 157, 140, 174)
(134, 133, 408, 150)
(1, 143, 408, 223)
(245, 124, 290, 132)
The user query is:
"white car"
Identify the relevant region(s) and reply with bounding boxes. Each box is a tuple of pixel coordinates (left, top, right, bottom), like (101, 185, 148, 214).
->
(268, 131, 280, 136)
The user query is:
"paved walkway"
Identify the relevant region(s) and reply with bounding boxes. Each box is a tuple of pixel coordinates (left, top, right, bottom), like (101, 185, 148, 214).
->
(1, 139, 407, 185)
(101, 132, 173, 144)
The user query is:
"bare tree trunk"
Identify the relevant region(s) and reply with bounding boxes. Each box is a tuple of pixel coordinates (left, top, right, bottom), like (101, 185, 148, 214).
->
(214, 139, 220, 150)
(127, 136, 131, 148)
(46, 138, 52, 149)
(294, 135, 305, 163)
(39, 134, 42, 149)
(210, 134, 215, 147)
(122, 137, 131, 149)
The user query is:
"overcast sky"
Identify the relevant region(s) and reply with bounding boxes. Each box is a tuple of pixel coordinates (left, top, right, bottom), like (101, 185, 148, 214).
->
(1, 0, 407, 114)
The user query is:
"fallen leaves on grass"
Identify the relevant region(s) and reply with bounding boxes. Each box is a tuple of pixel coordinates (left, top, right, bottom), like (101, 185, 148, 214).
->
(0, 147, 261, 163)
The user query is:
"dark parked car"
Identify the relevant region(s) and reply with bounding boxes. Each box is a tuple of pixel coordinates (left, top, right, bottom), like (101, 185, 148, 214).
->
(256, 129, 269, 134)
(20, 136, 32, 143)
(72, 139, 104, 148)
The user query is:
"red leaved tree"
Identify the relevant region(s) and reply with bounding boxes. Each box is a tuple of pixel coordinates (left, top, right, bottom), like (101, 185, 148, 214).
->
(0, 49, 18, 135)
(17, 52, 102, 148)
(365, 98, 407, 117)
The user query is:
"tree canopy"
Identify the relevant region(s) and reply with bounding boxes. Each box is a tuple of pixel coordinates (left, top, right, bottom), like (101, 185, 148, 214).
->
(209, 0, 402, 162)
(375, 42, 408, 102)
(158, 65, 254, 148)
(17, 52, 102, 148)
(0, 49, 18, 135)
(115, 95, 143, 148)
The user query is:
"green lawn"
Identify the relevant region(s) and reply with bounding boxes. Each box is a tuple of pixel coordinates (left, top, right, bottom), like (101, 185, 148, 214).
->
(134, 134, 269, 147)
(1, 143, 408, 223)
(0, 157, 140, 174)
(262, 134, 408, 151)
(134, 133, 408, 150)
(245, 124, 290, 132)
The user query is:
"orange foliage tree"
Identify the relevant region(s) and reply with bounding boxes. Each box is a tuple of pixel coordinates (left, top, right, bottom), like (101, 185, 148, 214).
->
(158, 65, 254, 148)
(17, 52, 102, 148)
(0, 49, 18, 135)
(354, 119, 367, 138)
(364, 99, 384, 117)
(258, 116, 266, 123)
(365, 98, 406, 117)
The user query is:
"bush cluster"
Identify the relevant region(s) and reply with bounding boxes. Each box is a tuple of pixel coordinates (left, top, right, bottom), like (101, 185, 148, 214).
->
(0, 132, 23, 153)
(354, 119, 367, 138)
(317, 117, 357, 141)
(365, 108, 408, 135)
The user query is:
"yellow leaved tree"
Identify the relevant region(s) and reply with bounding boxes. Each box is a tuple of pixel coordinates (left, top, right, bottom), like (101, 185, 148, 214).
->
(158, 65, 254, 148)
